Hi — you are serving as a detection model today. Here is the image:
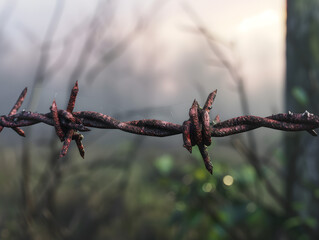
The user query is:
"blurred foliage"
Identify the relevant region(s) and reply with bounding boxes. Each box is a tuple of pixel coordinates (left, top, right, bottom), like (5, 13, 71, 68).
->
(292, 87, 309, 107)
(0, 137, 316, 240)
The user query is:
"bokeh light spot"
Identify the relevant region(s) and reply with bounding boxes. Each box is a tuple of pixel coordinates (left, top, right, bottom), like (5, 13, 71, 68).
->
(223, 175, 234, 186)
(202, 182, 215, 193)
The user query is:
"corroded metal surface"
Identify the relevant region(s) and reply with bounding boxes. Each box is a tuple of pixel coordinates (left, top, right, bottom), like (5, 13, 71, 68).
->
(0, 82, 318, 174)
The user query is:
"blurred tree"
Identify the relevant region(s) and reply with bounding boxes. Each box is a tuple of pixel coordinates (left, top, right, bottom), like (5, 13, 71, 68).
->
(286, 0, 319, 236)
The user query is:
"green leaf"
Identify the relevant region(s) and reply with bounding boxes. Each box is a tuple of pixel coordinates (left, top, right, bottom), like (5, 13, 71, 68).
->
(240, 166, 256, 183)
(194, 168, 207, 181)
(175, 201, 186, 212)
(305, 217, 317, 229)
(314, 188, 319, 199)
(155, 154, 174, 175)
(292, 201, 305, 211)
(284, 217, 302, 229)
(292, 87, 309, 106)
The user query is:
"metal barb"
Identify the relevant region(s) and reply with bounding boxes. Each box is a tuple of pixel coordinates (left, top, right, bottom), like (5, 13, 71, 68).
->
(302, 110, 314, 118)
(1, 85, 319, 174)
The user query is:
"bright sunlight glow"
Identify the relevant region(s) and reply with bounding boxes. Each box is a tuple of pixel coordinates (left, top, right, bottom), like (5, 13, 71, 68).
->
(238, 9, 279, 33)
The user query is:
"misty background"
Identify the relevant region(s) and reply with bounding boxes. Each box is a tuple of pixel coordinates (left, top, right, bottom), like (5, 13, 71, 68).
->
(0, 0, 284, 146)
(5, 0, 315, 240)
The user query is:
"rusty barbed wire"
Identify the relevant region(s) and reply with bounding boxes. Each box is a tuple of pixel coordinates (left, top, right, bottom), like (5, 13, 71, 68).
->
(1, 81, 318, 174)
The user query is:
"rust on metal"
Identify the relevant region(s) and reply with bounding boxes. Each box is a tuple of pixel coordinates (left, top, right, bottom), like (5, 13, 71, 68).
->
(0, 87, 27, 137)
(67, 81, 79, 113)
(203, 89, 217, 112)
(59, 130, 74, 158)
(73, 132, 85, 158)
(51, 100, 64, 141)
(0, 83, 319, 174)
(182, 120, 192, 153)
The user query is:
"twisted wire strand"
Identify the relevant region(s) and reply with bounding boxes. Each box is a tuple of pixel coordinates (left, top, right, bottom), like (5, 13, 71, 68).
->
(0, 82, 318, 174)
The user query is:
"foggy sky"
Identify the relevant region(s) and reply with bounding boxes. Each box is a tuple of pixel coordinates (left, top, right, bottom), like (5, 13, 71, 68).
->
(0, 0, 285, 149)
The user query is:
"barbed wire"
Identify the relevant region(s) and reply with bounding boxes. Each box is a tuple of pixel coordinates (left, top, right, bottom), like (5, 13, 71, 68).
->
(1, 81, 318, 174)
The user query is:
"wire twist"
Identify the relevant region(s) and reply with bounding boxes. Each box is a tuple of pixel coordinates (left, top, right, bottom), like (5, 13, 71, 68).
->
(0, 82, 318, 174)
